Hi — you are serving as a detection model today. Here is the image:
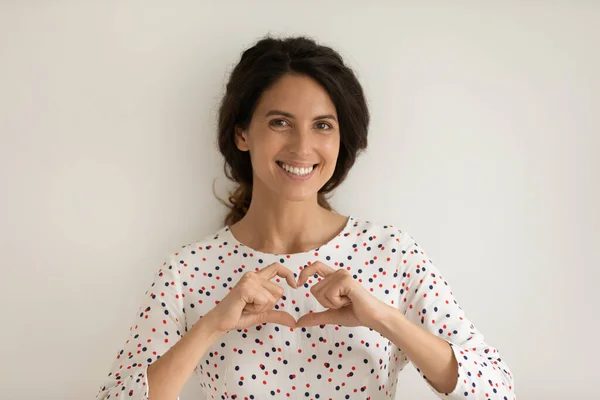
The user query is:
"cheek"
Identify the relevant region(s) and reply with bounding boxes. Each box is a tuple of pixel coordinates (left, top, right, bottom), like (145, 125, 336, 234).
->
(248, 134, 279, 169)
(323, 137, 341, 163)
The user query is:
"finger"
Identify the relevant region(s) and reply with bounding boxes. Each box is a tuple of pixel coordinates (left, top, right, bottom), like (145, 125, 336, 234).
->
(256, 262, 297, 289)
(297, 306, 359, 328)
(260, 279, 286, 300)
(325, 290, 352, 309)
(297, 261, 336, 287)
(310, 286, 336, 308)
(295, 309, 339, 327)
(312, 281, 352, 309)
(242, 286, 278, 313)
(261, 310, 297, 329)
(309, 275, 328, 292)
(310, 283, 337, 309)
(328, 276, 355, 308)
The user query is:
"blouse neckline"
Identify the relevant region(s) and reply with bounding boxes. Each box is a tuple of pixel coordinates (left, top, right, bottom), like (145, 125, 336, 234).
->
(222, 215, 354, 258)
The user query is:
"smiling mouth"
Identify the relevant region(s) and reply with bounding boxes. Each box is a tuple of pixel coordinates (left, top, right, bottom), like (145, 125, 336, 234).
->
(276, 161, 319, 177)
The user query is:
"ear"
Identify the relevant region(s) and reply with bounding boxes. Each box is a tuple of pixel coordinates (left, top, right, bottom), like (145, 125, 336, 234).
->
(234, 126, 250, 152)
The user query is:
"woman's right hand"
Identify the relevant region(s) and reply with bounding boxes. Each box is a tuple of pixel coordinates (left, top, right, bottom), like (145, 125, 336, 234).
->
(203, 263, 298, 334)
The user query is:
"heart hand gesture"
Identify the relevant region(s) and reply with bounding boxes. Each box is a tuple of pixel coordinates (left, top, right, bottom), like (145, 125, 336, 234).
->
(295, 261, 391, 330)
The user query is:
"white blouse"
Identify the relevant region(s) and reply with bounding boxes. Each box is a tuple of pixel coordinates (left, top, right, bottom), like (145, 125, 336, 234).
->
(95, 216, 515, 399)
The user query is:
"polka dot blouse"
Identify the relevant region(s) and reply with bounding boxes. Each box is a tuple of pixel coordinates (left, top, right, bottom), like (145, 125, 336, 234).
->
(95, 216, 515, 399)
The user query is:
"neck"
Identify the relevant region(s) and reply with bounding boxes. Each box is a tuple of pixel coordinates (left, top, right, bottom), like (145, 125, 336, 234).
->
(230, 186, 347, 255)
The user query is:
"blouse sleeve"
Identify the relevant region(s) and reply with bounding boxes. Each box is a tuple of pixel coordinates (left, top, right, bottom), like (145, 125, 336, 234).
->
(94, 252, 187, 400)
(396, 231, 516, 399)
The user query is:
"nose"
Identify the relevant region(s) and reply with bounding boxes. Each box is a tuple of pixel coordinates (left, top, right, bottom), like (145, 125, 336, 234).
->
(289, 126, 313, 157)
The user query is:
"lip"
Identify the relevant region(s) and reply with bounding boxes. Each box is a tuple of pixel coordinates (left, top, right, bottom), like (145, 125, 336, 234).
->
(276, 161, 317, 181)
(276, 160, 319, 169)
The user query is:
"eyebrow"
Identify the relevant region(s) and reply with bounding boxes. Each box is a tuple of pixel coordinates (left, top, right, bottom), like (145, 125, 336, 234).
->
(265, 109, 338, 122)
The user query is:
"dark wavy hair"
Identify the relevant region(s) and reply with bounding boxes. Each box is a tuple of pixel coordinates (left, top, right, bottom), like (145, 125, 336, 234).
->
(217, 35, 369, 226)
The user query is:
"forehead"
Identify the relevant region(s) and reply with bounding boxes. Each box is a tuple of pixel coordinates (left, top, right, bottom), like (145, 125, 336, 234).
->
(255, 74, 337, 117)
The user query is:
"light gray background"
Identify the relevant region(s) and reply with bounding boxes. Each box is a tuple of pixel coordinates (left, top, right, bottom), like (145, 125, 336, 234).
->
(1, 1, 598, 399)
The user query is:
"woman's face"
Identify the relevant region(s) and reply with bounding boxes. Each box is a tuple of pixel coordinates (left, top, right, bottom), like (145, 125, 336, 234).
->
(235, 74, 340, 203)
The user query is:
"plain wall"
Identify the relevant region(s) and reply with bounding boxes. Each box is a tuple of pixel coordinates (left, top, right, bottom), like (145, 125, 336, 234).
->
(1, 1, 598, 398)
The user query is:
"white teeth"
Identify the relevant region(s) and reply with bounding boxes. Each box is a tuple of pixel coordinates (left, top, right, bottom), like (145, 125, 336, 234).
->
(279, 162, 314, 176)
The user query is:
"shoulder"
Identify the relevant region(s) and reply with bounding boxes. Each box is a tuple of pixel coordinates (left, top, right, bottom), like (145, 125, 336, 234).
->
(159, 226, 231, 273)
(346, 215, 419, 251)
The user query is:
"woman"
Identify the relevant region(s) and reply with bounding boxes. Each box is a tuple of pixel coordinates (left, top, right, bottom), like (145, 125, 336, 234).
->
(95, 36, 516, 399)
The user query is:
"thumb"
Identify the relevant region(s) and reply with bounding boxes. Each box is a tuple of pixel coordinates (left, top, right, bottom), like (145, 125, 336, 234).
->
(262, 310, 297, 328)
(296, 309, 340, 328)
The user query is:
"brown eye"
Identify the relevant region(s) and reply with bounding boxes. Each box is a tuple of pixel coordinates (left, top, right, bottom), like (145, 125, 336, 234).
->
(316, 122, 332, 130)
(270, 119, 289, 127)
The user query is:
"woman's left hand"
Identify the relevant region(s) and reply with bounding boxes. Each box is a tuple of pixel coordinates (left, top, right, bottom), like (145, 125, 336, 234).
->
(295, 261, 393, 330)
